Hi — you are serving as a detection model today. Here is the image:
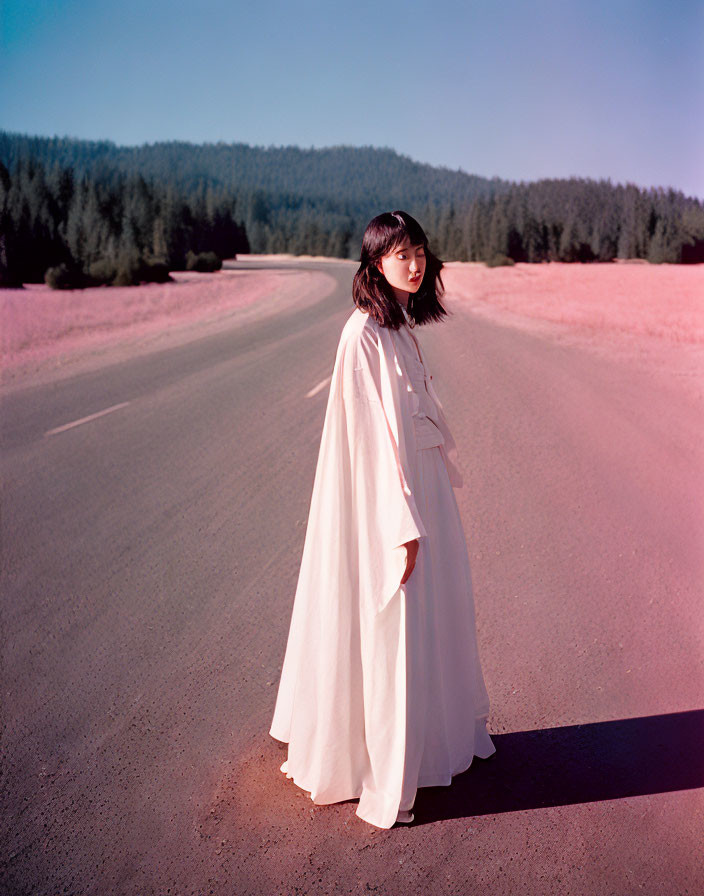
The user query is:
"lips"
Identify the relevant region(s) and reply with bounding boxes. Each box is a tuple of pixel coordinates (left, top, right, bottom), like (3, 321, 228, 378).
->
(409, 275, 421, 283)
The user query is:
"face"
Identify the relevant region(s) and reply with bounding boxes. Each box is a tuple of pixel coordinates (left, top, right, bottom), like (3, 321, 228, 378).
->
(377, 241, 426, 304)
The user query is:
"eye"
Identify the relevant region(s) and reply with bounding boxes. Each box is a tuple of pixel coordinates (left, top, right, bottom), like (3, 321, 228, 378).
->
(397, 254, 407, 260)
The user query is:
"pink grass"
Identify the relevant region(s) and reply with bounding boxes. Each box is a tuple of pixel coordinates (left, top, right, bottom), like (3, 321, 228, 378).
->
(1, 266, 326, 382)
(443, 262, 704, 345)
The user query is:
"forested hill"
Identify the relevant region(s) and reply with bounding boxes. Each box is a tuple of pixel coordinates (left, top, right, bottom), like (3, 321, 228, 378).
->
(0, 131, 507, 212)
(1, 130, 703, 289)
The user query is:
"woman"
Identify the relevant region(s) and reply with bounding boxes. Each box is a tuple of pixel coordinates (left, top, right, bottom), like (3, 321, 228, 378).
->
(270, 210, 495, 829)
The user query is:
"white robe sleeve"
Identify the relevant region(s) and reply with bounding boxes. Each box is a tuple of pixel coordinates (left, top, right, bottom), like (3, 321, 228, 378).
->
(343, 323, 427, 615)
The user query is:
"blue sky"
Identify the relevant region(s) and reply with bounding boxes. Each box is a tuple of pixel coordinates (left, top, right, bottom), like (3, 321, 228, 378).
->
(2, 0, 702, 197)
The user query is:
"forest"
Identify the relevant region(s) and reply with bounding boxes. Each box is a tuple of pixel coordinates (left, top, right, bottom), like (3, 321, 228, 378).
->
(1, 130, 703, 289)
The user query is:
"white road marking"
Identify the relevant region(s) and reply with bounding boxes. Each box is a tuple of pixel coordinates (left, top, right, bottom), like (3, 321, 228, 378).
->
(305, 377, 331, 398)
(45, 401, 130, 436)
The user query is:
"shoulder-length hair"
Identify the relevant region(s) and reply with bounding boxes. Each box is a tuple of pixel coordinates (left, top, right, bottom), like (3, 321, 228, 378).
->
(352, 210, 447, 329)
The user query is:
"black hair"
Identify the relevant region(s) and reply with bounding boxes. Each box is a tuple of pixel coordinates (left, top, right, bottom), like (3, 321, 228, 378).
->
(352, 210, 447, 329)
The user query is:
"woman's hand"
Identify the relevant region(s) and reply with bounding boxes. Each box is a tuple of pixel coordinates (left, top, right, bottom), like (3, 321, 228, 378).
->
(400, 539, 419, 585)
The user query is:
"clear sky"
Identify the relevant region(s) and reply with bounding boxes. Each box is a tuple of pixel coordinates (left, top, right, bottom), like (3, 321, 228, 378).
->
(1, 0, 702, 198)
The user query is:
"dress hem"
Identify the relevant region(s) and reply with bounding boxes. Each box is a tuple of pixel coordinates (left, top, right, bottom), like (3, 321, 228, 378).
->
(271, 720, 496, 825)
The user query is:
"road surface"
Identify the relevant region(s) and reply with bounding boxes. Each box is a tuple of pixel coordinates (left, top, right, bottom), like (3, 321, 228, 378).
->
(2, 259, 702, 895)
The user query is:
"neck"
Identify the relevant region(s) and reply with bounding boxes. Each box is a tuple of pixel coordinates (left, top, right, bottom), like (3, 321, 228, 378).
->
(392, 286, 410, 308)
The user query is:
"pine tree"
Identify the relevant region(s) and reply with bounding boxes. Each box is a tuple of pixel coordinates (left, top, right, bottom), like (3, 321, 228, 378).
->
(486, 197, 510, 261)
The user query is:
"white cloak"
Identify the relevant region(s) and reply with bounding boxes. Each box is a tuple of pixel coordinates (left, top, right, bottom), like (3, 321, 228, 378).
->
(270, 306, 487, 829)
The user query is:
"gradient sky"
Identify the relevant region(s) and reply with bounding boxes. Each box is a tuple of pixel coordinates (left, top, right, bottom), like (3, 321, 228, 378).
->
(1, 0, 703, 197)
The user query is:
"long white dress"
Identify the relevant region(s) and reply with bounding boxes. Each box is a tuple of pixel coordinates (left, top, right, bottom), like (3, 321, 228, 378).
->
(270, 305, 495, 829)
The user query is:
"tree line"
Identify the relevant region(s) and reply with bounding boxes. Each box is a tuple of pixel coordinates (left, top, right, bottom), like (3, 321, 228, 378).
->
(421, 177, 704, 265)
(0, 155, 248, 288)
(1, 131, 702, 289)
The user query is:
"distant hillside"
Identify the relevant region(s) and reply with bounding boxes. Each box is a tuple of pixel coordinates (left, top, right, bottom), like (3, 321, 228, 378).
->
(0, 131, 508, 214)
(1, 131, 703, 288)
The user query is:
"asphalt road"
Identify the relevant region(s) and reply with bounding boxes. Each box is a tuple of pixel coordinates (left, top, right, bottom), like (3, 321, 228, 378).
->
(2, 260, 703, 895)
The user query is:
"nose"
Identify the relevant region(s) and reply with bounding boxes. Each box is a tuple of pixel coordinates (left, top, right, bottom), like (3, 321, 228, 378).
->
(410, 258, 419, 272)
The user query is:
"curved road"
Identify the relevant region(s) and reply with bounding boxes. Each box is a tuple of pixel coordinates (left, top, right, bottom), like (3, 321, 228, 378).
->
(1, 260, 702, 895)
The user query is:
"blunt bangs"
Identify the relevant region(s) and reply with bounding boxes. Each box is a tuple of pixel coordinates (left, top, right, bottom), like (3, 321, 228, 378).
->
(367, 211, 428, 262)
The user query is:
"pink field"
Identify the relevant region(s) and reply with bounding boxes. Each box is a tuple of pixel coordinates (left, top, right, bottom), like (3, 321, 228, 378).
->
(2, 259, 702, 391)
(443, 261, 704, 396)
(443, 261, 704, 344)
(1, 265, 335, 387)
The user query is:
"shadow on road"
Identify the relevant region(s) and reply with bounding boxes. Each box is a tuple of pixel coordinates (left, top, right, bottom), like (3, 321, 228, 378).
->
(416, 708, 704, 824)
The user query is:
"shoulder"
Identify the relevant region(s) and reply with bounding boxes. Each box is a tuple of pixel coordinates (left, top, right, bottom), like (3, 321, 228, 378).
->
(334, 308, 397, 404)
(339, 307, 379, 344)
(338, 307, 386, 362)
